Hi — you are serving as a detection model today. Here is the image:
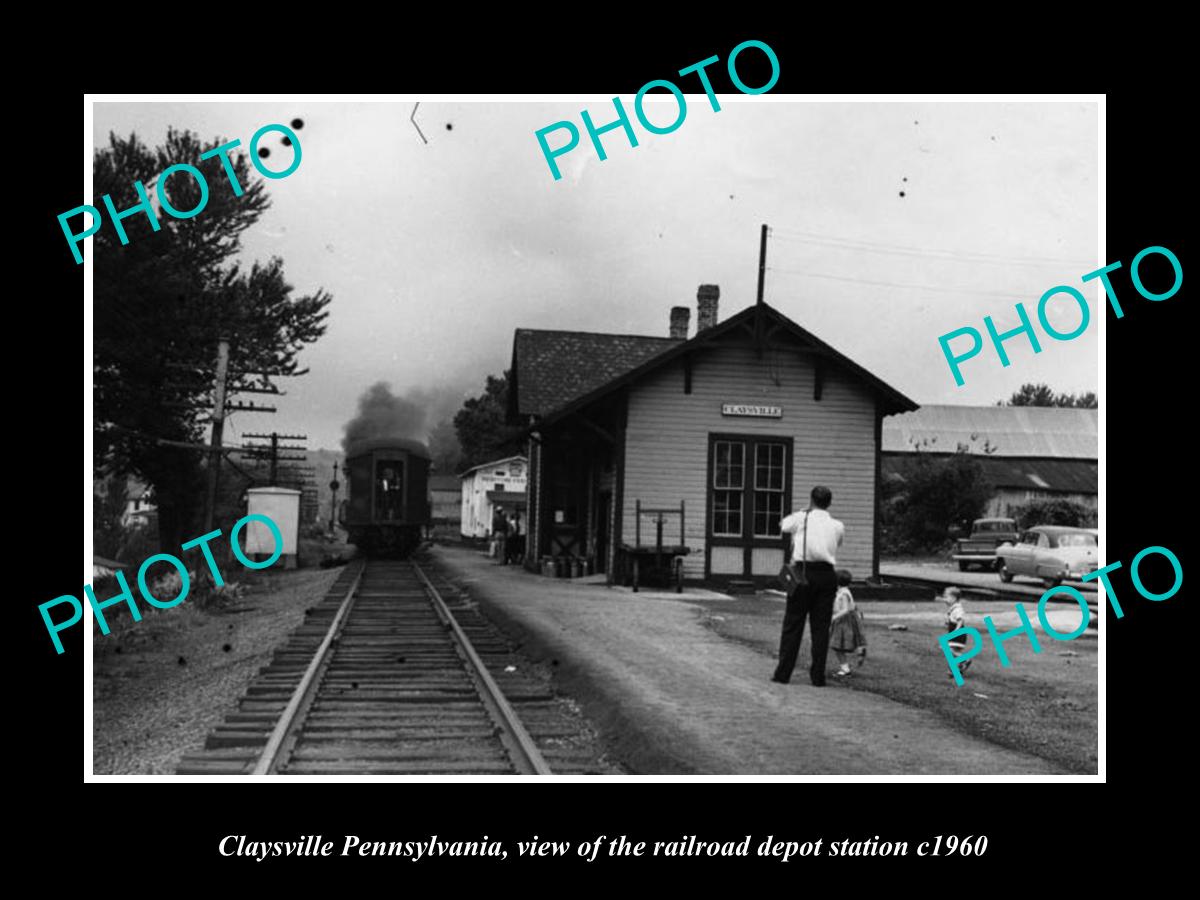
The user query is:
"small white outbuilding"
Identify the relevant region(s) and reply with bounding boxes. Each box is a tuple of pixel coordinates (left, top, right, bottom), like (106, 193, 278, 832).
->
(245, 486, 301, 568)
(459, 456, 527, 538)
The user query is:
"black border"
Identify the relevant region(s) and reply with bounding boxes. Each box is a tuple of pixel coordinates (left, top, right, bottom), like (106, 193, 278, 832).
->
(23, 19, 1193, 881)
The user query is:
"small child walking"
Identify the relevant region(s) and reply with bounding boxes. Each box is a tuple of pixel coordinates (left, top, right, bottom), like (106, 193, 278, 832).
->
(941, 586, 972, 678)
(830, 569, 867, 677)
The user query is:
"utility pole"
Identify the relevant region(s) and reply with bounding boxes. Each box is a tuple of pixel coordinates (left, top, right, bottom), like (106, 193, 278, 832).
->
(329, 462, 340, 532)
(242, 432, 309, 487)
(756, 223, 768, 306)
(755, 224, 768, 356)
(202, 337, 230, 534)
(157, 349, 296, 558)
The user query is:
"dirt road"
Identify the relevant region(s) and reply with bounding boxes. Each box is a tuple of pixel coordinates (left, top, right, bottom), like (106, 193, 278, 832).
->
(432, 545, 1077, 775)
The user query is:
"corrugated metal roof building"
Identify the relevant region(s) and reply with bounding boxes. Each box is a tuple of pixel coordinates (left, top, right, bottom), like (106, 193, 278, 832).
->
(428, 474, 462, 538)
(882, 404, 1097, 522)
(883, 404, 1097, 459)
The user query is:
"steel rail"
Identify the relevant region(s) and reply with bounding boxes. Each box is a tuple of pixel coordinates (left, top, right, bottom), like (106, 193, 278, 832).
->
(412, 562, 552, 776)
(881, 573, 1099, 606)
(251, 561, 366, 775)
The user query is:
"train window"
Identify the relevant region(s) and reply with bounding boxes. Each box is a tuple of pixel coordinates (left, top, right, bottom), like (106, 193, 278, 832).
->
(375, 459, 405, 521)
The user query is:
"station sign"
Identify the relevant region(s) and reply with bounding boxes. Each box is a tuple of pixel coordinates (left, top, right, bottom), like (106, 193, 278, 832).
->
(721, 404, 783, 418)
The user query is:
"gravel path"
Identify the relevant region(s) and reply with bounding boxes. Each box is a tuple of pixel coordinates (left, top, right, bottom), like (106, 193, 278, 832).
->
(431, 545, 1068, 774)
(92, 567, 344, 775)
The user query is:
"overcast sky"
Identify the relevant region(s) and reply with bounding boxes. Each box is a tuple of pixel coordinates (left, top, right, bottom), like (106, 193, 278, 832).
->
(94, 99, 1099, 451)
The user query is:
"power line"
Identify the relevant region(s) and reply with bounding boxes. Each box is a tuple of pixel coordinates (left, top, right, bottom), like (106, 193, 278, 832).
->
(766, 265, 1036, 301)
(769, 226, 1094, 268)
(100, 423, 250, 453)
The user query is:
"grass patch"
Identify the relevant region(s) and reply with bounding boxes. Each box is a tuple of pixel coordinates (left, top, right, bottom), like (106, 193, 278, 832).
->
(694, 596, 1097, 774)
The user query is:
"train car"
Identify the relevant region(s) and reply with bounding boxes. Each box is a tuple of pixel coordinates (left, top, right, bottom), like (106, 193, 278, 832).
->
(341, 437, 432, 557)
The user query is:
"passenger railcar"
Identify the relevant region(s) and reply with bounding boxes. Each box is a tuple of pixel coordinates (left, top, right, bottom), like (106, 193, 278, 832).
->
(341, 437, 432, 557)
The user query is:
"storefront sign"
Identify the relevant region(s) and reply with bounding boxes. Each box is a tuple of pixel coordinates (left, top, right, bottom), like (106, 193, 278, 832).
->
(721, 404, 782, 418)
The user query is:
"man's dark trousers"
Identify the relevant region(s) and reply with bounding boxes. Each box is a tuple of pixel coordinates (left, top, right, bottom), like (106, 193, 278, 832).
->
(774, 562, 838, 684)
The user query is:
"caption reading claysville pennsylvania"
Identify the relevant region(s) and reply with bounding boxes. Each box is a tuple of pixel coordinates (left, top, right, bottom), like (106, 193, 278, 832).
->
(220, 833, 988, 862)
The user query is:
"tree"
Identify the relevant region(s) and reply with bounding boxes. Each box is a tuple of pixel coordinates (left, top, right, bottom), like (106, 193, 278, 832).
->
(427, 417, 463, 475)
(1004, 383, 1098, 408)
(93, 128, 332, 550)
(453, 371, 525, 471)
(1006, 383, 1056, 406)
(93, 476, 130, 561)
(881, 444, 995, 554)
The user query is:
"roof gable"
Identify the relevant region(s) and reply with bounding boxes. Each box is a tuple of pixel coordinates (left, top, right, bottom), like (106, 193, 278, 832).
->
(459, 454, 528, 478)
(511, 303, 917, 426)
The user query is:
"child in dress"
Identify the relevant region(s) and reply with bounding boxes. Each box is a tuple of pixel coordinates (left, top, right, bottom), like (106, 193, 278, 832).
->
(830, 569, 867, 677)
(941, 586, 972, 678)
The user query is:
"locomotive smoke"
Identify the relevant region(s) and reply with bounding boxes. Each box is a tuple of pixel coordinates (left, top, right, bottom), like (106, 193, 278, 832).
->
(341, 381, 468, 452)
(342, 382, 427, 451)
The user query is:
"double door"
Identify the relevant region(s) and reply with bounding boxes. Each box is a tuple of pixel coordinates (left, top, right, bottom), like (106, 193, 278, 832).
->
(706, 433, 794, 578)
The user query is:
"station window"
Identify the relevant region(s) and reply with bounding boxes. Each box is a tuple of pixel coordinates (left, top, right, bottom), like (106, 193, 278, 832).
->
(709, 435, 792, 542)
(753, 442, 786, 537)
(712, 441, 745, 536)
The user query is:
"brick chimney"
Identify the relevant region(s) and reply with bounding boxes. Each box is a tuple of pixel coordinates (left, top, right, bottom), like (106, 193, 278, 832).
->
(697, 284, 720, 332)
(669, 306, 690, 339)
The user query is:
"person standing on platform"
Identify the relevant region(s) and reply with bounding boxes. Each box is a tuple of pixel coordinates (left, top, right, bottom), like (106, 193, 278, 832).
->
(506, 511, 524, 565)
(772, 485, 845, 687)
(491, 505, 510, 565)
(829, 569, 867, 677)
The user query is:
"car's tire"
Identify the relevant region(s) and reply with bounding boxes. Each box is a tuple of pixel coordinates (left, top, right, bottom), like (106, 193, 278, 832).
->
(958, 561, 970, 572)
(998, 561, 1013, 583)
(992, 558, 1004, 572)
(1043, 576, 1062, 589)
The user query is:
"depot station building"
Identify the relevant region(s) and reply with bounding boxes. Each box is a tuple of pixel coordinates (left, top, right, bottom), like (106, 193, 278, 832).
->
(509, 286, 918, 587)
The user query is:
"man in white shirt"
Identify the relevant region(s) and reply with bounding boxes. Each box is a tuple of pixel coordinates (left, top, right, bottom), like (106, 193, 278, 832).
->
(772, 485, 845, 687)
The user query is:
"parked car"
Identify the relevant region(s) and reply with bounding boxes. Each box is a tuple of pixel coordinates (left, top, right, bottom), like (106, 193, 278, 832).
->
(952, 517, 1019, 571)
(996, 526, 1098, 588)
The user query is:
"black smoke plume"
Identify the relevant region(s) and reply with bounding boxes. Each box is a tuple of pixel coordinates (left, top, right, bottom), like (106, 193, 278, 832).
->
(341, 381, 471, 454)
(342, 382, 426, 452)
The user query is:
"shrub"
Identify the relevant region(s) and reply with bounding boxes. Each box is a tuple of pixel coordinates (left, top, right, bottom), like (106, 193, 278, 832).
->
(1011, 498, 1093, 530)
(881, 452, 994, 554)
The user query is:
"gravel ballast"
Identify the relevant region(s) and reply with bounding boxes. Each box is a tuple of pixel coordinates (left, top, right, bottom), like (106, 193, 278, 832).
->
(92, 567, 345, 775)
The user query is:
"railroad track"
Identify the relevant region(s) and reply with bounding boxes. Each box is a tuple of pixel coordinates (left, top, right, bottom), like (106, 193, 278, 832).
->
(877, 573, 1099, 630)
(177, 558, 559, 775)
(880, 572, 1099, 606)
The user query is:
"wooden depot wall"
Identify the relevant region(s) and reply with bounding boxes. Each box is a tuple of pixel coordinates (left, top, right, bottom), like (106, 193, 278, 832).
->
(621, 341, 879, 580)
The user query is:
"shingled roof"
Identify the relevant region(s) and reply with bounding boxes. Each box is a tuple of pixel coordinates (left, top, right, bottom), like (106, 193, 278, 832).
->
(511, 329, 681, 418)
